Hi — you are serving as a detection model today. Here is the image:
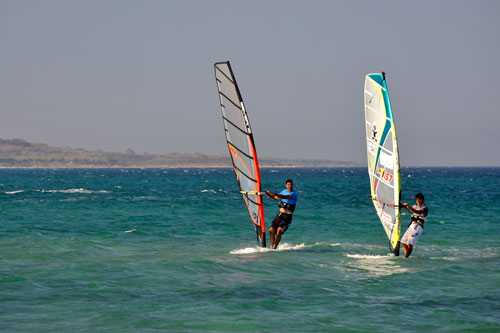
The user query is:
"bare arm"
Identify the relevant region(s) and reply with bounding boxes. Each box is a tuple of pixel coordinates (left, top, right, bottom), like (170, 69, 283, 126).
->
(265, 191, 292, 200)
(409, 207, 426, 214)
(401, 203, 426, 214)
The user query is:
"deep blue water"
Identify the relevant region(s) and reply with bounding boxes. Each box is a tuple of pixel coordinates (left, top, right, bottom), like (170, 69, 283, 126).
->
(0, 168, 499, 331)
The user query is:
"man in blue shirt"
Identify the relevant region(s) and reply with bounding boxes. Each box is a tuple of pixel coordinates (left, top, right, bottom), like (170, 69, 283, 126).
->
(265, 179, 298, 249)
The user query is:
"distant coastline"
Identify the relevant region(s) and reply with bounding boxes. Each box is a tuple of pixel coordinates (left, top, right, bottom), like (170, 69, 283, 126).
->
(0, 138, 360, 168)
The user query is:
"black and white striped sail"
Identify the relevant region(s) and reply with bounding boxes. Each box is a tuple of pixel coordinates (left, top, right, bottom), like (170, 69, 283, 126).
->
(214, 61, 266, 247)
(364, 73, 401, 256)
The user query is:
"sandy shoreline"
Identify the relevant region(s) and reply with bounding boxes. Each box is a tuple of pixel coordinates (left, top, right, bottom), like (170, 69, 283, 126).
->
(0, 164, 359, 169)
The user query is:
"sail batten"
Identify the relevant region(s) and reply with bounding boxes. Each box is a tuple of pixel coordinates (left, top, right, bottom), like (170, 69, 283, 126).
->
(364, 73, 401, 256)
(215, 61, 266, 247)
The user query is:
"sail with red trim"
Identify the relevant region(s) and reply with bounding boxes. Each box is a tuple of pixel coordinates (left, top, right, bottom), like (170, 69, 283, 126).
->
(364, 72, 401, 256)
(214, 61, 266, 247)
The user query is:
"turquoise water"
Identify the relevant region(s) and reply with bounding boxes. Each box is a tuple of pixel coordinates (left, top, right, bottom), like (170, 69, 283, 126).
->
(1, 168, 499, 331)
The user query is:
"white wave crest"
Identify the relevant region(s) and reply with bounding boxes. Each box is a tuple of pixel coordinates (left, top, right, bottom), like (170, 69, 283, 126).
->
(344, 253, 408, 277)
(5, 190, 24, 194)
(201, 189, 216, 194)
(41, 188, 110, 194)
(345, 254, 393, 260)
(429, 256, 459, 261)
(230, 247, 272, 254)
(230, 242, 310, 254)
(275, 242, 308, 251)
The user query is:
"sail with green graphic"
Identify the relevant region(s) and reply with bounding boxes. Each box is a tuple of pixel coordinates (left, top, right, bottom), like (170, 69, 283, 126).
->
(364, 72, 401, 256)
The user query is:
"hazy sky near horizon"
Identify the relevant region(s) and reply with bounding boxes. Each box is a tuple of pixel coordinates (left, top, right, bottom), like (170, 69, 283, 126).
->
(1, 0, 499, 166)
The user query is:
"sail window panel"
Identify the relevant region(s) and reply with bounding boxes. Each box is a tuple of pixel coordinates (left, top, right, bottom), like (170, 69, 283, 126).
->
(216, 73, 240, 106)
(235, 169, 257, 194)
(229, 134, 256, 180)
(216, 63, 234, 81)
(221, 98, 247, 132)
(215, 66, 234, 87)
(376, 181, 396, 207)
(232, 149, 256, 183)
(382, 129, 394, 153)
(227, 126, 252, 157)
(244, 198, 261, 226)
(216, 64, 233, 81)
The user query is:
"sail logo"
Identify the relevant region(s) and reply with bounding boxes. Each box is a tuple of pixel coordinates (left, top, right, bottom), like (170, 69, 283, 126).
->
(369, 143, 375, 154)
(377, 168, 394, 183)
(371, 124, 378, 142)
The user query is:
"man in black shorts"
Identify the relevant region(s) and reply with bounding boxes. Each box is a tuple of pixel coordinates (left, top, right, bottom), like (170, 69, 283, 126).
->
(265, 179, 298, 249)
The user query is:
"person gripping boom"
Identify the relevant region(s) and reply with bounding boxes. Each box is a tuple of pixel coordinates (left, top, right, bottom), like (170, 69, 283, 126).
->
(265, 179, 298, 249)
(401, 193, 429, 258)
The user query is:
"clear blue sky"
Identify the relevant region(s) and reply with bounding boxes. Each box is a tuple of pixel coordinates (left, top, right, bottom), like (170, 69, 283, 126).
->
(1, 0, 499, 166)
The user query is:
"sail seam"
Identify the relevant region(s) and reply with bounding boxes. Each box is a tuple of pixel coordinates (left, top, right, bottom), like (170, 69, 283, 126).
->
(215, 66, 235, 85)
(244, 196, 262, 206)
(223, 116, 250, 136)
(232, 164, 257, 183)
(219, 92, 243, 111)
(227, 141, 254, 161)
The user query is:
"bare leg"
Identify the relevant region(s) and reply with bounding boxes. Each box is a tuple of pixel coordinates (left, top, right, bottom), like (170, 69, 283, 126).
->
(269, 227, 275, 249)
(402, 243, 413, 258)
(273, 227, 284, 249)
(405, 244, 413, 258)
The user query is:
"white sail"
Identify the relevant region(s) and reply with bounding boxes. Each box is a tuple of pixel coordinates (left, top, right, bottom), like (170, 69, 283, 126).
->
(364, 72, 401, 255)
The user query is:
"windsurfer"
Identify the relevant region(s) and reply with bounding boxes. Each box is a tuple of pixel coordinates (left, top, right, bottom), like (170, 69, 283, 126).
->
(400, 193, 428, 258)
(265, 179, 298, 249)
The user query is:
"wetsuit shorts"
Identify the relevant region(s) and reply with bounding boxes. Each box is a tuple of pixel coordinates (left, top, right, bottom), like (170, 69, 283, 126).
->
(401, 222, 423, 246)
(271, 213, 292, 233)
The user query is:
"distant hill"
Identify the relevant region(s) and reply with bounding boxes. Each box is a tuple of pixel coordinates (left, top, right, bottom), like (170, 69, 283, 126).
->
(0, 138, 359, 168)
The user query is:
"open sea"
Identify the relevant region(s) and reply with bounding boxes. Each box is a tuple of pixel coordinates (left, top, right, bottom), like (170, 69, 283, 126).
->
(0, 167, 499, 332)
